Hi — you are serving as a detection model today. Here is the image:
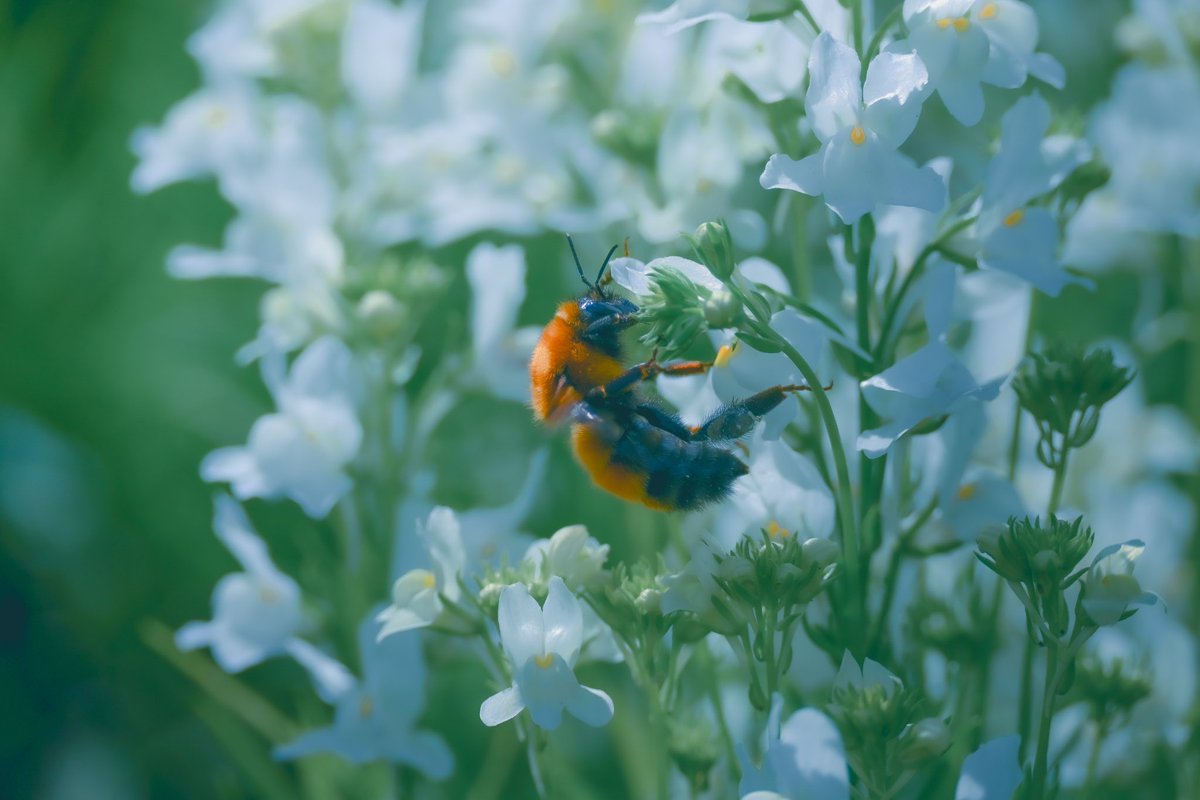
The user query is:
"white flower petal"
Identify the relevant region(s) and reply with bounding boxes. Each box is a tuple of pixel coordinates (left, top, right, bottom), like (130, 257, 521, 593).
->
(480, 685, 526, 726)
(498, 582, 545, 666)
(806, 33, 863, 141)
(542, 576, 583, 666)
(760, 152, 824, 197)
(956, 735, 1022, 800)
(566, 685, 615, 727)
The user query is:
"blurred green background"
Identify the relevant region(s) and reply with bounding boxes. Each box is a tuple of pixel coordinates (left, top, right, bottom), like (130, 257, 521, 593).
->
(1, 0, 1196, 797)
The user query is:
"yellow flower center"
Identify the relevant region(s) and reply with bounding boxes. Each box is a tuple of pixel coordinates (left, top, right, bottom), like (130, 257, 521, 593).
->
(715, 343, 738, 368)
(205, 106, 229, 129)
(697, 178, 714, 194)
(954, 17, 970, 31)
(259, 585, 280, 603)
(535, 653, 555, 669)
(850, 126, 867, 146)
(422, 573, 437, 590)
(937, 17, 951, 28)
(980, 3, 998, 19)
(767, 520, 791, 539)
(1004, 208, 1025, 227)
(359, 695, 374, 717)
(956, 483, 978, 501)
(490, 48, 517, 77)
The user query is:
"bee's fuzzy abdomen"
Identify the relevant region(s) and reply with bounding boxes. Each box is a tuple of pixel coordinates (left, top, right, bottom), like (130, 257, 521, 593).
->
(613, 415, 748, 512)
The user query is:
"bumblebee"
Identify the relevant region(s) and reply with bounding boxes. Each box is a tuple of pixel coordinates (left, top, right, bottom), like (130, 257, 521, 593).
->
(530, 237, 811, 511)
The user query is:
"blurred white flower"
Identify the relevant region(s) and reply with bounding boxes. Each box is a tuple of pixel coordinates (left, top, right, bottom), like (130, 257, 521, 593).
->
(739, 697, 849, 800)
(466, 242, 542, 403)
(761, 33, 942, 223)
(480, 578, 614, 730)
(277, 615, 453, 777)
(954, 735, 1023, 800)
(202, 336, 362, 518)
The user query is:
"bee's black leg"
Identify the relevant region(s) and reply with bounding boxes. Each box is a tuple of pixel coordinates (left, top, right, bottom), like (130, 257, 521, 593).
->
(585, 354, 712, 402)
(634, 402, 696, 440)
(692, 384, 823, 441)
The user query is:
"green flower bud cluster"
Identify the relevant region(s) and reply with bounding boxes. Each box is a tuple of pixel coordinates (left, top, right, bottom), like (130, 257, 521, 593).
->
(903, 590, 990, 668)
(637, 267, 714, 357)
(828, 680, 930, 790)
(667, 715, 720, 794)
(1075, 655, 1152, 722)
(1012, 344, 1134, 469)
(977, 515, 1094, 638)
(710, 530, 838, 710)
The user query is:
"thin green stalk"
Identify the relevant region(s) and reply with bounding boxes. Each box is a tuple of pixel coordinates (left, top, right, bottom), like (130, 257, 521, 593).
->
(752, 319, 863, 651)
(1048, 446, 1069, 517)
(1083, 717, 1110, 796)
(861, 6, 903, 81)
(1030, 644, 1061, 800)
(852, 0, 866, 54)
(1017, 622, 1036, 762)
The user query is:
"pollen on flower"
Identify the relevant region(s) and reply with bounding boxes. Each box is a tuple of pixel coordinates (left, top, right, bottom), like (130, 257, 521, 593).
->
(205, 105, 229, 128)
(1004, 209, 1026, 227)
(954, 17, 970, 31)
(980, 3, 998, 19)
(850, 126, 867, 146)
(715, 343, 738, 368)
(767, 520, 791, 539)
(697, 178, 714, 193)
(957, 483, 978, 501)
(359, 695, 374, 717)
(535, 653, 555, 669)
(937, 17, 952, 28)
(422, 573, 437, 590)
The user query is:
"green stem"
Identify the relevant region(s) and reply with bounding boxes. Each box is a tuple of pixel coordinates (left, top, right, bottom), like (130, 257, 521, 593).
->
(1017, 622, 1036, 762)
(1083, 716, 1109, 796)
(753, 320, 863, 651)
(861, 6, 903, 82)
(852, 0, 865, 54)
(1048, 446, 1069, 517)
(1030, 644, 1061, 800)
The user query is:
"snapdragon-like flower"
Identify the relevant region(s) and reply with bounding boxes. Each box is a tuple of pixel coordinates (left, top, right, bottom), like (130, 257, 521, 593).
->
(900, 0, 1064, 125)
(201, 336, 362, 518)
(523, 525, 610, 591)
(276, 616, 453, 778)
(761, 32, 943, 223)
(377, 507, 467, 638)
(1080, 539, 1162, 626)
(176, 495, 306, 672)
(480, 578, 614, 730)
(859, 262, 1003, 457)
(973, 93, 1092, 295)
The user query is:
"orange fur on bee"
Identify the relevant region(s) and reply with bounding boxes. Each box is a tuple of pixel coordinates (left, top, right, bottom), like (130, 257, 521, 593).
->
(530, 301, 623, 422)
(571, 424, 672, 511)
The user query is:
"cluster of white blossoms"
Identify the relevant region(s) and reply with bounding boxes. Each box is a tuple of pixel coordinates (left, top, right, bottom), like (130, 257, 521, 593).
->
(136, 0, 1197, 796)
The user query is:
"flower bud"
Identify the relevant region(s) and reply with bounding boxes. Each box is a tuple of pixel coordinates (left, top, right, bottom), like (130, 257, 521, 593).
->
(357, 290, 406, 340)
(690, 220, 736, 281)
(635, 587, 663, 614)
(802, 537, 840, 569)
(702, 288, 742, 328)
(901, 717, 952, 765)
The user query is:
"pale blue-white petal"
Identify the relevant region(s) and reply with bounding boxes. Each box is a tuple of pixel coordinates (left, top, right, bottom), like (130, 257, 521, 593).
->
(760, 152, 824, 197)
(542, 576, 583, 665)
(862, 50, 929, 145)
(498, 582, 544, 666)
(175, 621, 214, 651)
(480, 685, 525, 726)
(878, 150, 946, 213)
(340, 0, 424, 114)
(608, 256, 650, 296)
(285, 638, 355, 703)
(775, 708, 850, 800)
(980, 207, 1091, 296)
(212, 494, 278, 578)
(467, 242, 526, 360)
(566, 685, 615, 727)
(201, 446, 270, 499)
(637, 0, 749, 34)
(955, 735, 1022, 800)
(1028, 53, 1065, 89)
(806, 33, 863, 141)
(977, 0, 1037, 88)
(937, 72, 986, 126)
(822, 131, 884, 223)
(419, 506, 466, 600)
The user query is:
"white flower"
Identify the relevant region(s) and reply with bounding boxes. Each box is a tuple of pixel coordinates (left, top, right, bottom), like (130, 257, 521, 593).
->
(201, 336, 362, 518)
(954, 735, 1023, 800)
(377, 507, 467, 638)
(479, 578, 614, 730)
(858, 261, 1004, 457)
(340, 0, 424, 116)
(177, 496, 350, 702)
(739, 697, 849, 800)
(761, 33, 943, 223)
(176, 496, 305, 671)
(835, 650, 903, 693)
(523, 525, 610, 590)
(637, 0, 750, 34)
(466, 242, 542, 403)
(1080, 539, 1162, 626)
(973, 94, 1092, 296)
(900, 0, 1063, 125)
(130, 83, 262, 194)
(276, 615, 453, 777)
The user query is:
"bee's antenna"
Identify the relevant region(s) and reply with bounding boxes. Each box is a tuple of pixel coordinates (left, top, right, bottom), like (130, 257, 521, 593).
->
(595, 243, 620, 286)
(566, 234, 593, 289)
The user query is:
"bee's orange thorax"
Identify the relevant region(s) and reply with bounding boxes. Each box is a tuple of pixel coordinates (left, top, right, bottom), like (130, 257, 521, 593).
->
(530, 301, 624, 422)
